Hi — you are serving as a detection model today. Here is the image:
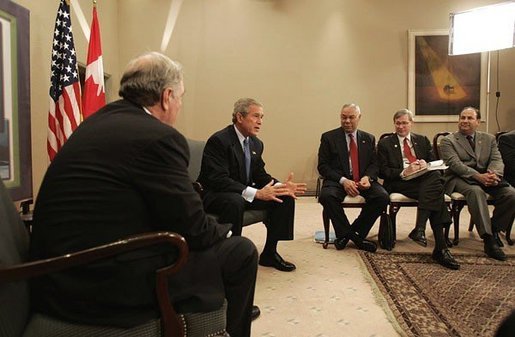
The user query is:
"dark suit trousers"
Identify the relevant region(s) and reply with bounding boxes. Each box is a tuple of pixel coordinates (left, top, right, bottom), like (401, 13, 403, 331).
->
(203, 192, 295, 241)
(318, 181, 389, 239)
(388, 171, 450, 250)
(170, 236, 258, 337)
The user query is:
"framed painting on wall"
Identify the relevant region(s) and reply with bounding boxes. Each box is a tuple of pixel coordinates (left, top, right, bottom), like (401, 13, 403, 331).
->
(0, 1, 31, 201)
(407, 29, 487, 122)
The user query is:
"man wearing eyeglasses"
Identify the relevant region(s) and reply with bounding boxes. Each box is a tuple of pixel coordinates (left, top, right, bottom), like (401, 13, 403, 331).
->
(317, 103, 389, 252)
(377, 109, 459, 270)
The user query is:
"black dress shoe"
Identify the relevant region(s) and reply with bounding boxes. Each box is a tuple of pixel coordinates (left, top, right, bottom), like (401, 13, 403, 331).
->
(347, 232, 377, 252)
(259, 252, 296, 272)
(353, 238, 377, 252)
(408, 229, 428, 247)
(484, 237, 507, 261)
(334, 237, 350, 250)
(493, 232, 504, 248)
(251, 305, 261, 321)
(432, 249, 460, 270)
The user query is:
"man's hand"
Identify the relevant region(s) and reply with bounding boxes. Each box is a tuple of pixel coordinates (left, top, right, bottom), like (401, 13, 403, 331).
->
(342, 179, 360, 197)
(402, 159, 427, 176)
(473, 170, 501, 187)
(283, 172, 307, 198)
(256, 173, 307, 203)
(357, 176, 371, 190)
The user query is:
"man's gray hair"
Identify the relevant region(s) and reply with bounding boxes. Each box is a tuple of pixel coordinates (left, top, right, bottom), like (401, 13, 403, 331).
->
(232, 98, 263, 123)
(119, 52, 183, 107)
(393, 108, 414, 122)
(341, 103, 361, 114)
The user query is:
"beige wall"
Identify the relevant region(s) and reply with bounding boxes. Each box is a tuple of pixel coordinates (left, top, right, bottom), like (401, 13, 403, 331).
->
(14, 0, 515, 197)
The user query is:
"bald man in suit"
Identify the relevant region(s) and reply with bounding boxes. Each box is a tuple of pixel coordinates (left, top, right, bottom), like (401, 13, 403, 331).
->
(440, 107, 515, 261)
(318, 104, 389, 252)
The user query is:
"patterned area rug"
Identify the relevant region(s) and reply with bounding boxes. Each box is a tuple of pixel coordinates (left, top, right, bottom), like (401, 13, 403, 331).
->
(359, 252, 515, 337)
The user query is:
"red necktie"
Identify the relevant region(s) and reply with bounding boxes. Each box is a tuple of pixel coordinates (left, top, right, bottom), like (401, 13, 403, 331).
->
(349, 134, 360, 182)
(403, 138, 417, 163)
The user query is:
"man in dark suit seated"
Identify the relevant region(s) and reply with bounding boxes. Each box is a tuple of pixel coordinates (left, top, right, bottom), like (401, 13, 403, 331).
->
(317, 103, 389, 252)
(498, 130, 515, 187)
(377, 109, 459, 270)
(197, 98, 306, 272)
(440, 107, 515, 261)
(30, 52, 258, 337)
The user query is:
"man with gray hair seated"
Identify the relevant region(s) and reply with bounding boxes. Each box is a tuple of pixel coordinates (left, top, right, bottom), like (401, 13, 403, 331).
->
(30, 52, 258, 337)
(318, 103, 389, 252)
(377, 108, 459, 270)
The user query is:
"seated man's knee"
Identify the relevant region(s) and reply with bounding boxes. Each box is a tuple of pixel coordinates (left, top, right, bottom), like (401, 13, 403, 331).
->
(318, 188, 339, 205)
(230, 236, 258, 264)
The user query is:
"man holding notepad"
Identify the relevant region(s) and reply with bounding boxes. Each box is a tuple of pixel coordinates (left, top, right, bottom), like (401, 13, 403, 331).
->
(377, 109, 459, 270)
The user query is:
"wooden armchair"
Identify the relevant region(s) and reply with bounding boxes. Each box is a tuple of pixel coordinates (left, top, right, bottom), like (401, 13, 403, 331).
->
(0, 180, 229, 337)
(187, 138, 268, 227)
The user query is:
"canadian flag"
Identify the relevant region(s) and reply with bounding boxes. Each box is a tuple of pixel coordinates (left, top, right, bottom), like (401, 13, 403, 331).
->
(82, 5, 105, 119)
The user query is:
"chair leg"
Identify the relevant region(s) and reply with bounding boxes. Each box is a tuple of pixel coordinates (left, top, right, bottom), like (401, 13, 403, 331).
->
(389, 204, 399, 243)
(452, 202, 465, 246)
(315, 177, 321, 199)
(322, 209, 330, 249)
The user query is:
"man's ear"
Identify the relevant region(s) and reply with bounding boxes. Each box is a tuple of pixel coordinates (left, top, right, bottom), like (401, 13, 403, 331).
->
(160, 88, 174, 110)
(236, 112, 243, 123)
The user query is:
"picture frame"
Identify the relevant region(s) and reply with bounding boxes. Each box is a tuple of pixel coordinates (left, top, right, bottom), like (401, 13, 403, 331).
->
(0, 1, 31, 201)
(407, 29, 487, 122)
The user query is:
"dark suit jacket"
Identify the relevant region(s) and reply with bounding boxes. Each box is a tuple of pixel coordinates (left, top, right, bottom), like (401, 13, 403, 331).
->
(317, 128, 379, 188)
(498, 130, 515, 187)
(30, 99, 231, 327)
(198, 125, 275, 194)
(377, 133, 435, 190)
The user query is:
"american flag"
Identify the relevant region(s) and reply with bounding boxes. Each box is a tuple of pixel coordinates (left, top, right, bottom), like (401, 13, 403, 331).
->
(47, 0, 82, 161)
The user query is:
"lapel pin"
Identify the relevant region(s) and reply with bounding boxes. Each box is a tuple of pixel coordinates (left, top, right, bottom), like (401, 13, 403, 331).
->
(252, 151, 256, 155)
(394, 144, 398, 148)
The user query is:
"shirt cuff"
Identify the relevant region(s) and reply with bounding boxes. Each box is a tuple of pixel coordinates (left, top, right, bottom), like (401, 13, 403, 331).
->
(242, 186, 257, 202)
(339, 176, 347, 185)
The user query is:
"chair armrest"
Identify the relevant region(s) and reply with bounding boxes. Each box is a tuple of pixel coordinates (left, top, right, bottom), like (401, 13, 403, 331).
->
(0, 231, 189, 337)
(0, 231, 188, 283)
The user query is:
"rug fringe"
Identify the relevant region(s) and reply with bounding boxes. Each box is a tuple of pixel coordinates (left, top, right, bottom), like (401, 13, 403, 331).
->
(355, 252, 410, 337)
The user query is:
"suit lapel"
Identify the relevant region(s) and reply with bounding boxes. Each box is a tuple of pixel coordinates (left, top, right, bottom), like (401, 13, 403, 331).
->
(356, 130, 369, 177)
(456, 133, 476, 158)
(475, 132, 484, 160)
(228, 127, 247, 182)
(390, 135, 403, 167)
(336, 129, 351, 176)
(411, 134, 422, 159)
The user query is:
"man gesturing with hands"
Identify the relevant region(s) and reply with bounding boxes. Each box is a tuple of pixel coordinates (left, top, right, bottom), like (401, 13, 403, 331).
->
(198, 98, 306, 272)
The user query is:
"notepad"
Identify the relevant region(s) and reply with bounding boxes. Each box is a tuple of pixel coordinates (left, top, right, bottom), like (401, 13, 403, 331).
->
(402, 160, 448, 180)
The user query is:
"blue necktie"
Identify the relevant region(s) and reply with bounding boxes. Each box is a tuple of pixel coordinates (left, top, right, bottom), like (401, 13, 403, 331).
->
(243, 138, 251, 182)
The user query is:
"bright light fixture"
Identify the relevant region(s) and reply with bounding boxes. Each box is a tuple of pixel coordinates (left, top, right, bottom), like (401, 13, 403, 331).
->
(449, 1, 515, 55)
